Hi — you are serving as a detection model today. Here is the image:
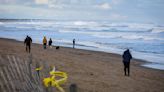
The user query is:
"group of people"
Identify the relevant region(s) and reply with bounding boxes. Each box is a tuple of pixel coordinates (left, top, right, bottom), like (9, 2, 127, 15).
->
(42, 36, 53, 49)
(24, 36, 53, 52)
(24, 35, 76, 52)
(24, 35, 132, 77)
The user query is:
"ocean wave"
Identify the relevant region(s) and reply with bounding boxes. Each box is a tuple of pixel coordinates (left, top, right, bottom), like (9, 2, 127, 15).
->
(60, 22, 156, 33)
(15, 26, 34, 29)
(120, 35, 164, 41)
(127, 23, 155, 29)
(93, 33, 164, 41)
(120, 35, 159, 40)
(0, 22, 4, 25)
(73, 21, 98, 26)
(132, 51, 164, 64)
(58, 28, 164, 41)
(2, 21, 163, 33)
(142, 64, 164, 70)
(151, 28, 164, 33)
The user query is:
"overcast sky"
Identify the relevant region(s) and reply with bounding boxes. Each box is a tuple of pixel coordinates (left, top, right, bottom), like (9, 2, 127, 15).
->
(0, 0, 164, 23)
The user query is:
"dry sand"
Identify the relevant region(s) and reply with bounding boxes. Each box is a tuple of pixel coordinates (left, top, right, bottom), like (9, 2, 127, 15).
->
(0, 38, 164, 92)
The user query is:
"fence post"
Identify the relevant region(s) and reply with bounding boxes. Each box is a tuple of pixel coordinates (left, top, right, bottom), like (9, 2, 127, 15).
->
(28, 54, 33, 80)
(70, 84, 77, 92)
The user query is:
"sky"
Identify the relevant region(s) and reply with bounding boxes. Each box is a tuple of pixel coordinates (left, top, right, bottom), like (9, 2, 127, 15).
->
(0, 0, 164, 24)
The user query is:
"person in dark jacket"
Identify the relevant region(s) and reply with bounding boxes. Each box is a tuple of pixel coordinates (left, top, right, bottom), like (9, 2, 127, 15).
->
(73, 39, 75, 49)
(24, 35, 32, 53)
(48, 38, 52, 48)
(122, 49, 132, 76)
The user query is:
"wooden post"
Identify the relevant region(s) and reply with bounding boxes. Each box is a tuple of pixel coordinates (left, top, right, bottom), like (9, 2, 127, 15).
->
(28, 54, 33, 80)
(70, 84, 77, 92)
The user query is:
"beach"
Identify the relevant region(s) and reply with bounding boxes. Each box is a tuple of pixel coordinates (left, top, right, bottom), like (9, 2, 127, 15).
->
(0, 38, 164, 92)
(1, 20, 164, 70)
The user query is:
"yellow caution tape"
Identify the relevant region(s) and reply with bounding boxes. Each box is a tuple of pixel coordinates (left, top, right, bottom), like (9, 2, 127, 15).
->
(43, 68, 68, 92)
(35, 66, 43, 71)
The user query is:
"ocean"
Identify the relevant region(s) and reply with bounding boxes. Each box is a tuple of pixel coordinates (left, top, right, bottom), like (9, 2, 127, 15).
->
(0, 19, 164, 70)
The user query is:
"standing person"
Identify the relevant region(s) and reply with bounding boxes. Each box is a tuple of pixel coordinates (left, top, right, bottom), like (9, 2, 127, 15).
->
(48, 38, 53, 48)
(73, 39, 75, 49)
(43, 36, 47, 49)
(24, 35, 32, 53)
(122, 49, 132, 76)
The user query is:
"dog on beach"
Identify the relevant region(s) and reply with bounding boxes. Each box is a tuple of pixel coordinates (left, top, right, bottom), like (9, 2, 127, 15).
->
(56, 46, 60, 50)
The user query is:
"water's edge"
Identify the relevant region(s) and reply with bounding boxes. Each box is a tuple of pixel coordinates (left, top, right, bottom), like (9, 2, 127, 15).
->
(1, 37, 163, 71)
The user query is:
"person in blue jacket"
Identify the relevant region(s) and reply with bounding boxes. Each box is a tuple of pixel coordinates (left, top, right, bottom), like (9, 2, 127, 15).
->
(122, 49, 132, 76)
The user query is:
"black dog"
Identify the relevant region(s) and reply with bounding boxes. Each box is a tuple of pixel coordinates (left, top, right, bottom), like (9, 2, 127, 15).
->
(56, 46, 60, 49)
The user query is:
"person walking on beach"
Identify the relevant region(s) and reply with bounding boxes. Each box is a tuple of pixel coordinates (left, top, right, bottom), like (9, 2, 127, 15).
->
(24, 35, 32, 53)
(48, 38, 52, 48)
(73, 39, 75, 49)
(122, 49, 132, 76)
(43, 36, 47, 49)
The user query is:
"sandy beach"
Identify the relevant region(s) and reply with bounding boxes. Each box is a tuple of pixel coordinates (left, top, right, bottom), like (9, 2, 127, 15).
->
(0, 38, 164, 92)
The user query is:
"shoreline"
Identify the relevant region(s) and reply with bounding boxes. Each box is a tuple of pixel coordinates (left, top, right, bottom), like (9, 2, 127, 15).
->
(0, 37, 163, 71)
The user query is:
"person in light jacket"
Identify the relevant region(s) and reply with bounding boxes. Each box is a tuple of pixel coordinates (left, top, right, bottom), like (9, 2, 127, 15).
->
(43, 36, 47, 49)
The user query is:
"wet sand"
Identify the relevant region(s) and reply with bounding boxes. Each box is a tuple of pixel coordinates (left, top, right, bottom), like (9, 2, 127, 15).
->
(0, 38, 164, 92)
